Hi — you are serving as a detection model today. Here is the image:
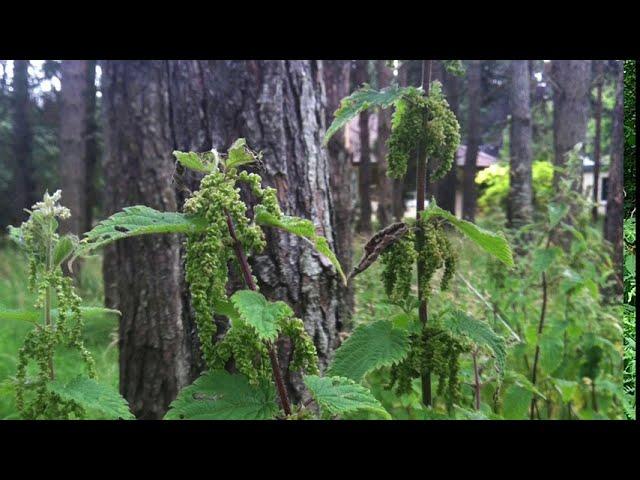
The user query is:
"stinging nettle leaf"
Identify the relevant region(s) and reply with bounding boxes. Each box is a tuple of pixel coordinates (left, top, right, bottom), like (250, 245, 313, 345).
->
(165, 370, 279, 420)
(303, 375, 391, 420)
(48, 376, 134, 419)
(173, 150, 216, 174)
(226, 138, 259, 169)
(53, 234, 78, 266)
(327, 320, 410, 382)
(230, 290, 292, 342)
(422, 203, 514, 267)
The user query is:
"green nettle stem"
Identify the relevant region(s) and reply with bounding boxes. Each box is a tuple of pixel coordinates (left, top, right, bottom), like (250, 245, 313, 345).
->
(472, 348, 481, 410)
(416, 60, 433, 407)
(223, 209, 292, 417)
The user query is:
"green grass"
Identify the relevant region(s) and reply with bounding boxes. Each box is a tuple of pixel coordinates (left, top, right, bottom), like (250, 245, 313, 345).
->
(0, 243, 119, 419)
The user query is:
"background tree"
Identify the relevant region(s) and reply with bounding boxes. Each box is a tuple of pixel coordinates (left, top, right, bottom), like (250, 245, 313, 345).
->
(462, 60, 482, 221)
(436, 63, 460, 214)
(604, 63, 624, 294)
(354, 60, 372, 233)
(375, 60, 393, 227)
(591, 60, 605, 221)
(507, 60, 533, 228)
(84, 60, 99, 233)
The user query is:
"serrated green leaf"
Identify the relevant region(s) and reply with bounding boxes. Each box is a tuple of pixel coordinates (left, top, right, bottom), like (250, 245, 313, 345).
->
(327, 320, 409, 382)
(553, 378, 578, 403)
(53, 234, 78, 266)
(539, 335, 564, 374)
(49, 376, 134, 419)
(304, 375, 391, 419)
(422, 203, 514, 267)
(77, 206, 207, 256)
(165, 370, 278, 420)
(173, 150, 216, 174)
(0, 306, 120, 324)
(226, 138, 258, 169)
(548, 202, 569, 229)
(230, 290, 292, 341)
(254, 205, 347, 285)
(503, 370, 547, 399)
(443, 310, 506, 376)
(502, 384, 532, 419)
(212, 298, 240, 322)
(532, 247, 561, 274)
(324, 84, 412, 144)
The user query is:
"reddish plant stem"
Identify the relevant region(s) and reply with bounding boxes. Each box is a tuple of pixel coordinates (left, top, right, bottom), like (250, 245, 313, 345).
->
(472, 349, 481, 410)
(224, 209, 292, 417)
(416, 60, 433, 407)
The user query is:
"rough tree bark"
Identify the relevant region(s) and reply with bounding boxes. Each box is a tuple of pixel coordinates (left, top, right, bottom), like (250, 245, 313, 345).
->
(355, 60, 372, 233)
(165, 60, 343, 404)
(604, 63, 624, 296)
(437, 64, 460, 214)
(376, 60, 393, 227)
(507, 60, 533, 229)
(551, 60, 592, 192)
(592, 60, 604, 222)
(84, 60, 98, 233)
(10, 60, 35, 225)
(59, 60, 89, 237)
(462, 60, 482, 222)
(101, 61, 191, 419)
(323, 60, 355, 326)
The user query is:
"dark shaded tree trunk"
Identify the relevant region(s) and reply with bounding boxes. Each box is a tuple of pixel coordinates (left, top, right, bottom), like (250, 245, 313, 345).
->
(355, 60, 372, 233)
(392, 62, 409, 220)
(437, 65, 460, 214)
(165, 60, 342, 404)
(10, 60, 35, 225)
(592, 60, 604, 222)
(84, 60, 99, 233)
(59, 60, 89, 237)
(507, 60, 533, 229)
(462, 60, 482, 222)
(604, 64, 624, 296)
(323, 60, 355, 326)
(551, 60, 592, 192)
(376, 60, 393, 227)
(101, 61, 191, 419)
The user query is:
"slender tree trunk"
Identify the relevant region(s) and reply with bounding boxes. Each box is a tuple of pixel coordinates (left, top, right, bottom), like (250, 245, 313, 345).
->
(507, 60, 533, 229)
(323, 59, 355, 327)
(10, 60, 35, 225)
(604, 63, 624, 296)
(376, 60, 393, 227)
(85, 60, 98, 232)
(59, 60, 89, 238)
(592, 61, 604, 222)
(165, 60, 342, 404)
(355, 60, 372, 234)
(551, 60, 592, 192)
(392, 62, 409, 221)
(101, 61, 191, 419)
(437, 65, 460, 214)
(462, 60, 482, 222)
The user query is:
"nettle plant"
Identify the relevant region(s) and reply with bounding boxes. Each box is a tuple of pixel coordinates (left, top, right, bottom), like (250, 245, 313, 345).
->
(69, 139, 389, 420)
(322, 60, 514, 415)
(3, 191, 131, 419)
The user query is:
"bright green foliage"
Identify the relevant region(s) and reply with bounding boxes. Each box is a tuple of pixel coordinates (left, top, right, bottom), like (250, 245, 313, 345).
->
(422, 82, 460, 180)
(48, 376, 134, 419)
(443, 310, 506, 376)
(380, 231, 417, 303)
(52, 234, 77, 266)
(231, 290, 292, 342)
(254, 206, 347, 285)
(165, 370, 279, 420)
(226, 138, 260, 169)
(327, 320, 410, 382)
(303, 374, 391, 419)
(0, 306, 120, 324)
(174, 150, 217, 174)
(422, 203, 514, 267)
(442, 60, 466, 76)
(77, 205, 207, 256)
(323, 84, 408, 144)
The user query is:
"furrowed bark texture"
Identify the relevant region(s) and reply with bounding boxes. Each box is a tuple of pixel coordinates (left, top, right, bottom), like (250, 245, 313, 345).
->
(551, 60, 592, 192)
(101, 61, 191, 419)
(604, 64, 624, 296)
(84, 60, 99, 233)
(592, 60, 604, 222)
(376, 60, 393, 227)
(507, 60, 533, 229)
(59, 60, 89, 237)
(165, 60, 342, 403)
(323, 60, 355, 326)
(355, 60, 372, 234)
(462, 60, 482, 222)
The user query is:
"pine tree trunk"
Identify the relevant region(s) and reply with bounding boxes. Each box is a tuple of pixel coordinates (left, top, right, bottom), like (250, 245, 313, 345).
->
(604, 63, 624, 296)
(323, 60, 355, 326)
(592, 61, 604, 222)
(507, 60, 533, 229)
(551, 60, 592, 192)
(10, 60, 35, 225)
(376, 60, 393, 227)
(436, 65, 460, 214)
(101, 61, 191, 419)
(85, 60, 99, 233)
(165, 60, 343, 403)
(59, 60, 89, 237)
(355, 60, 372, 234)
(462, 60, 482, 222)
